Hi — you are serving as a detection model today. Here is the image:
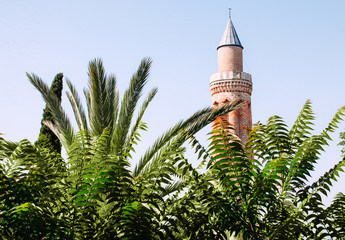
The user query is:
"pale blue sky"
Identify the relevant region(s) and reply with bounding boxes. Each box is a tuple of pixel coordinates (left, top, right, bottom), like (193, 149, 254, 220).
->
(1, 1, 345, 204)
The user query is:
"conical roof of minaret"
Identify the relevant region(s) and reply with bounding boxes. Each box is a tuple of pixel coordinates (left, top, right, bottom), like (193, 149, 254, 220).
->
(217, 15, 243, 50)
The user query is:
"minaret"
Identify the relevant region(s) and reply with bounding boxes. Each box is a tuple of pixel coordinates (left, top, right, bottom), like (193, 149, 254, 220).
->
(210, 12, 253, 145)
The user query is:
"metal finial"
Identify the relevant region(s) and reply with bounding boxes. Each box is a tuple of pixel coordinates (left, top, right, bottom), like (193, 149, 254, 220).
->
(228, 8, 231, 18)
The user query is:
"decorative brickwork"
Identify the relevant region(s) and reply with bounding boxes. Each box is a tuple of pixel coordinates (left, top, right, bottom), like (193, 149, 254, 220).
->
(210, 17, 253, 145)
(210, 79, 252, 96)
(210, 71, 252, 145)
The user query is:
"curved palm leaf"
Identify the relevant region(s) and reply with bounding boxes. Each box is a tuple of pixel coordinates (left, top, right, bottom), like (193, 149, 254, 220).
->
(112, 57, 152, 155)
(66, 78, 88, 132)
(28, 73, 76, 150)
(133, 101, 242, 178)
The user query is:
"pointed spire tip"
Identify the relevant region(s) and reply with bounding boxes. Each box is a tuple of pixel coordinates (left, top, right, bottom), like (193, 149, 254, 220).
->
(217, 10, 243, 50)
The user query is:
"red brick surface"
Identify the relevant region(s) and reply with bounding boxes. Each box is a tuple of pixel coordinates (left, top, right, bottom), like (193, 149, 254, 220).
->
(211, 45, 252, 145)
(218, 46, 243, 72)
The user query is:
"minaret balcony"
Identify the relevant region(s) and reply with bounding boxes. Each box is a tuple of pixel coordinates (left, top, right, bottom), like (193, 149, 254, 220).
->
(210, 71, 251, 83)
(210, 71, 252, 97)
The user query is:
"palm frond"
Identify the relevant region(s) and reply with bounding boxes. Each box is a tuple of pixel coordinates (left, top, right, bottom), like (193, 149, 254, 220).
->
(86, 59, 118, 137)
(133, 101, 241, 178)
(112, 57, 152, 155)
(27, 73, 75, 150)
(108, 74, 120, 135)
(124, 88, 158, 158)
(66, 78, 88, 131)
(42, 118, 63, 137)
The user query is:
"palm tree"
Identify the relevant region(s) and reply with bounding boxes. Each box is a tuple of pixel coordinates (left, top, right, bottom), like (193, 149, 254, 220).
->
(2, 63, 345, 239)
(15, 57, 241, 239)
(27, 58, 239, 175)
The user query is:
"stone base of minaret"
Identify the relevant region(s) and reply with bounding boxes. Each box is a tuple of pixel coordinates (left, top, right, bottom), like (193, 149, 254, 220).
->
(210, 71, 252, 145)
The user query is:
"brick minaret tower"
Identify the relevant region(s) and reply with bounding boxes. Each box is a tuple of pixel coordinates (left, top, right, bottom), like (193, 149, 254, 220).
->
(210, 13, 253, 145)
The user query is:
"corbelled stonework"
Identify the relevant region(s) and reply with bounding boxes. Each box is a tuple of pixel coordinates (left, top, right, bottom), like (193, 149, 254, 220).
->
(210, 15, 253, 145)
(210, 72, 252, 97)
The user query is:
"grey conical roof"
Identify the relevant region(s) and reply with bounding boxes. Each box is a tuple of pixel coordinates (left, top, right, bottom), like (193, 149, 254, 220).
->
(217, 16, 243, 49)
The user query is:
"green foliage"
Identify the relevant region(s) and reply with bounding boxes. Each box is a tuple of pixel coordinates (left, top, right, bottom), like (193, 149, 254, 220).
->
(3, 60, 345, 239)
(0, 137, 66, 239)
(325, 192, 345, 237)
(35, 73, 63, 153)
(202, 100, 345, 239)
(1, 58, 240, 239)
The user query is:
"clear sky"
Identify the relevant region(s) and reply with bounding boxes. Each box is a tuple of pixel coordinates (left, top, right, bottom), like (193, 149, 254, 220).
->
(1, 1, 345, 204)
